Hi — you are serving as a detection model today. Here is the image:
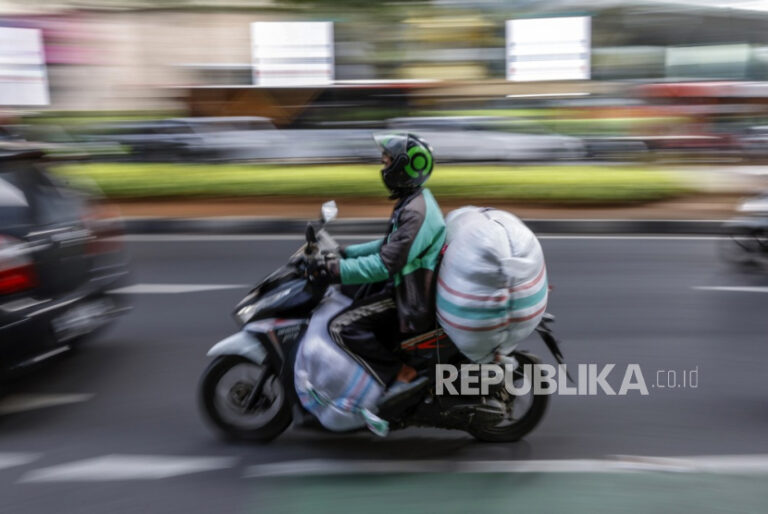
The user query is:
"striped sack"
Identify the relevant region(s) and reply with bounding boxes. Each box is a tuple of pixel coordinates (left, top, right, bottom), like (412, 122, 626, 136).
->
(436, 207, 548, 362)
(294, 288, 388, 435)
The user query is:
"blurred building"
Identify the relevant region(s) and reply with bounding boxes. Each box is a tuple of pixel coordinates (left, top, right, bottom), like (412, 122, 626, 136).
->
(2, 0, 768, 113)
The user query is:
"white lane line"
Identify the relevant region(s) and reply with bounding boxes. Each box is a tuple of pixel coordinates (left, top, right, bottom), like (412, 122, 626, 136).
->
(108, 283, 248, 294)
(538, 235, 723, 240)
(114, 235, 309, 242)
(0, 394, 94, 416)
(244, 455, 768, 478)
(617, 454, 768, 473)
(243, 459, 639, 478)
(0, 453, 40, 471)
(20, 455, 238, 483)
(694, 286, 768, 293)
(114, 234, 726, 242)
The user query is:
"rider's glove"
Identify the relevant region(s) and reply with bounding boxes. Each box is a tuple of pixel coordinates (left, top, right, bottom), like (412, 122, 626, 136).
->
(306, 257, 340, 286)
(326, 258, 341, 282)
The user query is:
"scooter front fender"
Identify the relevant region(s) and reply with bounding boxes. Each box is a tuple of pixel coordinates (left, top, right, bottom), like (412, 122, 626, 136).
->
(207, 331, 269, 365)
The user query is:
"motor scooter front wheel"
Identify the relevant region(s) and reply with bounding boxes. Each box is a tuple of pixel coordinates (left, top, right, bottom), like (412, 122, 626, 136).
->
(199, 356, 292, 442)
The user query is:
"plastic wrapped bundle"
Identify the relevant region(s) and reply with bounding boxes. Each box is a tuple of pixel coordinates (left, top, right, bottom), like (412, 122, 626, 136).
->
(294, 289, 388, 436)
(436, 207, 548, 362)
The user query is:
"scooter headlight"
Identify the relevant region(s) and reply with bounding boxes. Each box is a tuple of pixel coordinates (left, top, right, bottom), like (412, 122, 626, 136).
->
(236, 303, 258, 324)
(235, 286, 295, 325)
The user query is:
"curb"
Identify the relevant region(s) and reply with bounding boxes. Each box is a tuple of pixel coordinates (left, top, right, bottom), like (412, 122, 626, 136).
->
(121, 217, 731, 235)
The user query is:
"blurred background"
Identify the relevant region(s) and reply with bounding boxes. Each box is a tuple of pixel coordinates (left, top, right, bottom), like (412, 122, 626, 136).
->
(5, 0, 768, 162)
(1, 0, 768, 218)
(2, 1, 768, 513)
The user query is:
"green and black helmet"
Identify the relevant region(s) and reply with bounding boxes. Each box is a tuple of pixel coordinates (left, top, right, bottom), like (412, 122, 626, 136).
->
(373, 133, 434, 197)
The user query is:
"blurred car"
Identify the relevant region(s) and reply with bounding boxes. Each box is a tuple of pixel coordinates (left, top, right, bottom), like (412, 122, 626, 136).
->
(165, 117, 282, 161)
(580, 136, 649, 161)
(81, 117, 373, 163)
(0, 149, 129, 374)
(80, 117, 303, 162)
(738, 126, 768, 160)
(80, 119, 208, 162)
(7, 124, 126, 161)
(80, 115, 587, 164)
(386, 116, 586, 162)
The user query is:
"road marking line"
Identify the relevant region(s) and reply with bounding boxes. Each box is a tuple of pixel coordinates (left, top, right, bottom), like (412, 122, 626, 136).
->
(538, 235, 724, 240)
(0, 394, 94, 416)
(617, 454, 768, 473)
(114, 235, 311, 242)
(244, 459, 660, 478)
(0, 453, 40, 471)
(20, 455, 238, 483)
(108, 283, 248, 294)
(114, 234, 727, 242)
(244, 455, 768, 478)
(694, 286, 768, 293)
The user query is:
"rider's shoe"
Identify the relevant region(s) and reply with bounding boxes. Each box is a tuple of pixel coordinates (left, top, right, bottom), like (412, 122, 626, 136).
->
(377, 376, 428, 410)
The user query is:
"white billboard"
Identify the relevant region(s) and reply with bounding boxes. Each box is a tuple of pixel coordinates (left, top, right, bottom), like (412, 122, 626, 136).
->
(0, 27, 49, 106)
(251, 21, 334, 86)
(506, 17, 591, 82)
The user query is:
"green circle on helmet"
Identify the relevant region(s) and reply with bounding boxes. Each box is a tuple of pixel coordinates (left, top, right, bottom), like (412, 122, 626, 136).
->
(405, 146, 432, 178)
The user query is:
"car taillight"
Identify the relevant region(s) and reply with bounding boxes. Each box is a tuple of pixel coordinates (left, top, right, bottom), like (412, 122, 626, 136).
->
(0, 235, 37, 295)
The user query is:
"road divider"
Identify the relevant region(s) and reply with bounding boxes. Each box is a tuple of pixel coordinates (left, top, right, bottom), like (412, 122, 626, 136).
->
(119, 218, 730, 236)
(56, 164, 691, 204)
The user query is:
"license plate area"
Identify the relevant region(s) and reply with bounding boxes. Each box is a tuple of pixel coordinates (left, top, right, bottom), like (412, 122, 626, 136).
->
(51, 298, 114, 341)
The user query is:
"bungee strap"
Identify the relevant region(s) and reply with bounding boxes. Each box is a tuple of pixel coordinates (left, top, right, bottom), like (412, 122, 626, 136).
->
(304, 383, 390, 438)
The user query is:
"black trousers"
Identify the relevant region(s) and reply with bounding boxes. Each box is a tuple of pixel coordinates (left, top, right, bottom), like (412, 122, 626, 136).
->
(328, 289, 405, 387)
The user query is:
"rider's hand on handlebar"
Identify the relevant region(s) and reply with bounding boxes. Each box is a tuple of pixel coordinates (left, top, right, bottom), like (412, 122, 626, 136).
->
(290, 253, 309, 271)
(305, 256, 340, 286)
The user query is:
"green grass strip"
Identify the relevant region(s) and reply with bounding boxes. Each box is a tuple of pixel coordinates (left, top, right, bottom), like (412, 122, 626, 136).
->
(54, 163, 692, 204)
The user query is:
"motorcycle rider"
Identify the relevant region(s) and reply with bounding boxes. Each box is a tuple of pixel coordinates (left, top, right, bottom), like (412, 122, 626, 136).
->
(312, 133, 446, 405)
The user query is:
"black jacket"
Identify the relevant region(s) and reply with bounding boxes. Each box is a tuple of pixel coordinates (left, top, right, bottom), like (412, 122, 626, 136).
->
(339, 188, 446, 333)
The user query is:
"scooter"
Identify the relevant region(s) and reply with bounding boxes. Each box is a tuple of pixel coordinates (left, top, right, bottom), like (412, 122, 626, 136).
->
(198, 202, 567, 442)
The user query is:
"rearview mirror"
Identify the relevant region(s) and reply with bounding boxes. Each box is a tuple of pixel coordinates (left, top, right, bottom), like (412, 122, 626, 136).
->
(305, 223, 317, 251)
(321, 200, 338, 224)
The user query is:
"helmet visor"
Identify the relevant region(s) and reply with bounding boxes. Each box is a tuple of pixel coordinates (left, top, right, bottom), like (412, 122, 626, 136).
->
(373, 133, 408, 159)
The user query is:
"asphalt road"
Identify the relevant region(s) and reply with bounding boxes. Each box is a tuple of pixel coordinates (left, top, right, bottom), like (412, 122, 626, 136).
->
(1, 235, 768, 513)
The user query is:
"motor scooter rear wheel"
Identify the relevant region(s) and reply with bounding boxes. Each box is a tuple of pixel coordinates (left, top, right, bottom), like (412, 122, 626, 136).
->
(468, 352, 549, 443)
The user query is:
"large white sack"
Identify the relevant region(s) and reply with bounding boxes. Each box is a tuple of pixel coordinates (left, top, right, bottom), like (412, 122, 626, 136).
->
(437, 207, 548, 362)
(294, 288, 388, 436)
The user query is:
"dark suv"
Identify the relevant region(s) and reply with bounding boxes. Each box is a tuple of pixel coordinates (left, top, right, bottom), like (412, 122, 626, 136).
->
(0, 150, 129, 373)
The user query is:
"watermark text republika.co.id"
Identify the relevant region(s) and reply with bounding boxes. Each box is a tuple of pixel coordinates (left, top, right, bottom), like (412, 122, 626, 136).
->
(436, 363, 699, 396)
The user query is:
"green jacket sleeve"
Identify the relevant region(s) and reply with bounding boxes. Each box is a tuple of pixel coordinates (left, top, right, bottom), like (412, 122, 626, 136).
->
(339, 253, 390, 285)
(339, 207, 426, 285)
(343, 238, 383, 258)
